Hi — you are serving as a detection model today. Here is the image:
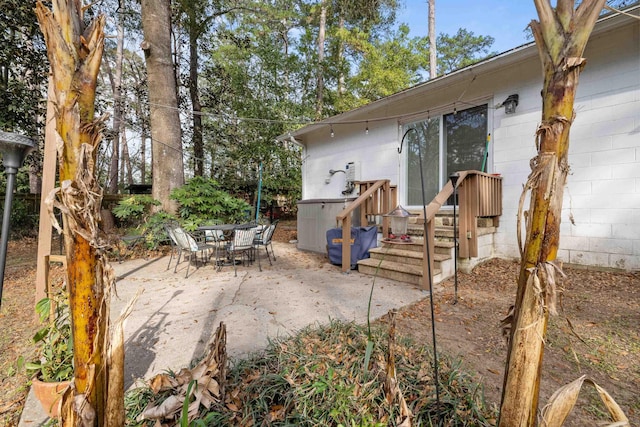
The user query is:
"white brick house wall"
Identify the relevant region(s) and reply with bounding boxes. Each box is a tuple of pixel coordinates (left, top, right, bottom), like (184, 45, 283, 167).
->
(492, 20, 640, 270)
(287, 10, 639, 271)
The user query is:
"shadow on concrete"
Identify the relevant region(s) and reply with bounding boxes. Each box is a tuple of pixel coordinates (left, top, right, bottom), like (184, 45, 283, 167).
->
(116, 256, 165, 280)
(123, 290, 183, 389)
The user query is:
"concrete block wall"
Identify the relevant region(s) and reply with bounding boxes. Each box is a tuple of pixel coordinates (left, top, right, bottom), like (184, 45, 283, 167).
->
(493, 22, 640, 271)
(459, 233, 496, 273)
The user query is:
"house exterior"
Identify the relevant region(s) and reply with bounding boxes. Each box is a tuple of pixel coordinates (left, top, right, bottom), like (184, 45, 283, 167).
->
(282, 5, 640, 271)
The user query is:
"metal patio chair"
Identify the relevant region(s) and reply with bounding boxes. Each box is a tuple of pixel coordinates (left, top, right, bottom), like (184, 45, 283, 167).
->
(203, 228, 227, 266)
(171, 225, 215, 278)
(225, 227, 257, 276)
(253, 222, 277, 272)
(163, 221, 182, 270)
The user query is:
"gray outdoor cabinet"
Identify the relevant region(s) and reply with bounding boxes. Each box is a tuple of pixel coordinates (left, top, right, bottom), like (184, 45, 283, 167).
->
(296, 198, 359, 254)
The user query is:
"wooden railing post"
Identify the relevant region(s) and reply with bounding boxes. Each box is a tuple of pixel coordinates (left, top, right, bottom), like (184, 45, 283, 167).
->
(382, 181, 390, 238)
(341, 214, 352, 273)
(457, 175, 478, 258)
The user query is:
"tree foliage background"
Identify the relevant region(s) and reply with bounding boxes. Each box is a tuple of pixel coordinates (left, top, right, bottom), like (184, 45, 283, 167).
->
(2, 0, 632, 211)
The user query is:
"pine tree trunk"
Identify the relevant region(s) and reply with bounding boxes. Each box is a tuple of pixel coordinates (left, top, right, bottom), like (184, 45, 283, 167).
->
(498, 1, 607, 425)
(428, 0, 436, 79)
(315, 2, 327, 119)
(107, 4, 125, 194)
(337, 15, 345, 96)
(188, 16, 204, 177)
(121, 132, 133, 187)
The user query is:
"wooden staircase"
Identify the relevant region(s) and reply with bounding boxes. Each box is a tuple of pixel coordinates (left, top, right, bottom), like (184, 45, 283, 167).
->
(357, 211, 497, 287)
(335, 172, 502, 288)
(357, 238, 454, 286)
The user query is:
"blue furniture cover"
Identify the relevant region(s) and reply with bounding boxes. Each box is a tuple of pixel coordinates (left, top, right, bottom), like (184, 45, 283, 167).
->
(326, 226, 378, 269)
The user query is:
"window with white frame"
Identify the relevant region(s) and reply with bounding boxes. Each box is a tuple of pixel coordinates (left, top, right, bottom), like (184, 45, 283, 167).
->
(405, 104, 488, 206)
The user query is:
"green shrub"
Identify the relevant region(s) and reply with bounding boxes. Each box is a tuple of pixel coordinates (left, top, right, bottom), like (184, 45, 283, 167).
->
(112, 195, 161, 228)
(170, 176, 251, 225)
(21, 291, 74, 382)
(139, 211, 177, 249)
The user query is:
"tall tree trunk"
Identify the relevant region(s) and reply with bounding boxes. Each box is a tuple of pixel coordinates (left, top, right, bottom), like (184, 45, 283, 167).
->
(499, 1, 607, 426)
(315, 2, 327, 119)
(281, 27, 290, 92)
(428, 0, 436, 79)
(107, 3, 125, 194)
(29, 162, 42, 194)
(188, 12, 204, 177)
(35, 1, 123, 424)
(140, 0, 184, 213)
(337, 14, 345, 96)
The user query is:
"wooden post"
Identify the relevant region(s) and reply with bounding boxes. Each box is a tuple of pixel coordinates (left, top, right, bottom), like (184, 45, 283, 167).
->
(35, 80, 58, 309)
(458, 175, 479, 259)
(341, 214, 352, 273)
(382, 181, 390, 238)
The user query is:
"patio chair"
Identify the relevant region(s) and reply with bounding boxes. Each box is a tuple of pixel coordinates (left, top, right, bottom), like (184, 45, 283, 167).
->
(225, 227, 257, 276)
(163, 221, 182, 270)
(171, 225, 216, 278)
(253, 223, 277, 272)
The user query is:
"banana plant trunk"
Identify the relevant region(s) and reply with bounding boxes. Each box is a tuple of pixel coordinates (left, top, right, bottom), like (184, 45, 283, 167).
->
(498, 1, 607, 426)
(36, 1, 121, 425)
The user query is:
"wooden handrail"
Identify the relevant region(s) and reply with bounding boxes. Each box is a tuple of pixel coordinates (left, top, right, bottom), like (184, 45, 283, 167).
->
(336, 179, 390, 221)
(334, 171, 502, 282)
(416, 170, 502, 288)
(336, 179, 393, 273)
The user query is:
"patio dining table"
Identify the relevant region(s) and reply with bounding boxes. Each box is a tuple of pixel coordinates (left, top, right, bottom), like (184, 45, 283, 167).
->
(197, 222, 256, 233)
(197, 223, 262, 269)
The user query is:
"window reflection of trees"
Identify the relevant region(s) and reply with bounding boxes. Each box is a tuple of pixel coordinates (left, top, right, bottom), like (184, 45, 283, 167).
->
(444, 105, 487, 177)
(405, 104, 487, 206)
(407, 118, 439, 205)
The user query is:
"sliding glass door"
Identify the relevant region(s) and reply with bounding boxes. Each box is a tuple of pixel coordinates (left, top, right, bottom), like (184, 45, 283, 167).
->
(405, 104, 488, 206)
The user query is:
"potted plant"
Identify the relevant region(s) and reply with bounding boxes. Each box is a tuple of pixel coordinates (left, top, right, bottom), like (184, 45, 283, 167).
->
(24, 289, 74, 418)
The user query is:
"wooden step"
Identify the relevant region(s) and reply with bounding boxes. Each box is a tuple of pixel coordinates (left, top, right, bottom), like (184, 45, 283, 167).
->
(368, 246, 450, 267)
(377, 238, 452, 255)
(407, 224, 497, 239)
(357, 258, 441, 287)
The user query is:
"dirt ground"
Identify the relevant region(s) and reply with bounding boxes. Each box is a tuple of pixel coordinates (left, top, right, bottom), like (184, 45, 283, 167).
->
(1, 225, 638, 426)
(394, 258, 640, 426)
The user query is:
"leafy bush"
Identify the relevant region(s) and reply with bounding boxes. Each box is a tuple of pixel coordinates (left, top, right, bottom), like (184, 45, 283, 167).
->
(139, 211, 177, 249)
(170, 176, 251, 225)
(21, 291, 74, 382)
(112, 195, 161, 228)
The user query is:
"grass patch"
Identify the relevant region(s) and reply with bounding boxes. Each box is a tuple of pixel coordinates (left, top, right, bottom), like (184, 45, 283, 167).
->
(125, 320, 498, 426)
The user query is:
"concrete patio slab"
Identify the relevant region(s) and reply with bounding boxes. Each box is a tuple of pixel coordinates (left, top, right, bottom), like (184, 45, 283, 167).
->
(20, 241, 430, 425)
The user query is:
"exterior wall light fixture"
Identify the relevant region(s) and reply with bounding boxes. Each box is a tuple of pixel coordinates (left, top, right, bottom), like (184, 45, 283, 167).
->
(500, 94, 519, 114)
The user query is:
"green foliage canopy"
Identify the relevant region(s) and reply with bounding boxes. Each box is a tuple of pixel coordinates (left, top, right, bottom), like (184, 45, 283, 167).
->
(170, 176, 252, 225)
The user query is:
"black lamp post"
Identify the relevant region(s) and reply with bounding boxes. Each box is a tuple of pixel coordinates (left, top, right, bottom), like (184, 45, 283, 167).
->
(449, 172, 460, 304)
(0, 131, 36, 309)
